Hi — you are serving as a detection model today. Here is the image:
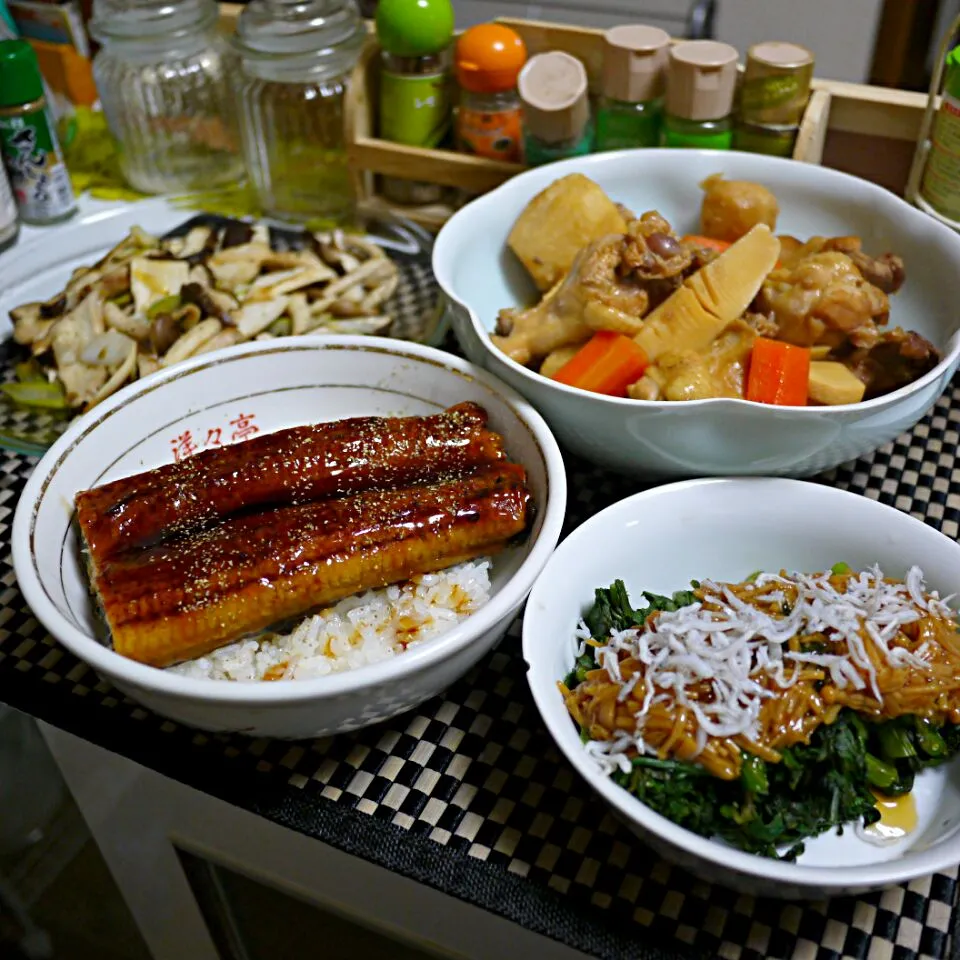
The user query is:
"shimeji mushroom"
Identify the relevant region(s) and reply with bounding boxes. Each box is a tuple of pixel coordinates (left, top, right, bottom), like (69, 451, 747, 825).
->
(6, 218, 404, 414)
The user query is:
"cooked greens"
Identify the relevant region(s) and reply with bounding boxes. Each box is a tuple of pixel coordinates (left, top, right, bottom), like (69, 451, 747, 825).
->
(567, 579, 960, 860)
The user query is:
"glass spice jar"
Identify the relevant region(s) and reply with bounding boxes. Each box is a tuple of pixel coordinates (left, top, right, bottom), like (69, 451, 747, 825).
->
(89, 0, 242, 195)
(232, 0, 365, 224)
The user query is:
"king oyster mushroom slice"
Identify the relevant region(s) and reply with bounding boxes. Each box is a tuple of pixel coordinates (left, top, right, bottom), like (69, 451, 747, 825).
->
(193, 327, 240, 356)
(168, 225, 215, 260)
(10, 303, 54, 346)
(286, 293, 313, 335)
(161, 318, 223, 366)
(58, 362, 108, 408)
(319, 316, 392, 336)
(137, 355, 161, 379)
(235, 297, 289, 338)
(80, 329, 137, 368)
(86, 341, 138, 409)
(359, 269, 399, 314)
(51, 296, 111, 406)
(104, 300, 151, 341)
(307, 259, 395, 316)
(130, 257, 189, 314)
(247, 264, 337, 301)
(180, 279, 237, 324)
(207, 242, 272, 290)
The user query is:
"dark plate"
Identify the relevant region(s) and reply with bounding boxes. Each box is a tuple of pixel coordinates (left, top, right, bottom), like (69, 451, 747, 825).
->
(0, 211, 443, 457)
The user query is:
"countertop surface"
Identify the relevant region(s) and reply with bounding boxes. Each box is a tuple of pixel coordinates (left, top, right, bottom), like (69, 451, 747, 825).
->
(1, 364, 959, 960)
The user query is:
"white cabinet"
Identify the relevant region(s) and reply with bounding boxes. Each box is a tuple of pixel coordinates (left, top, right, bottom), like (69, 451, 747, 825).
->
(714, 0, 884, 84)
(450, 0, 691, 34)
(451, 0, 885, 84)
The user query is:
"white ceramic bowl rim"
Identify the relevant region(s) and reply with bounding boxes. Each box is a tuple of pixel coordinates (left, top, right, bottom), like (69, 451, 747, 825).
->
(13, 335, 567, 705)
(522, 476, 960, 890)
(435, 149, 960, 413)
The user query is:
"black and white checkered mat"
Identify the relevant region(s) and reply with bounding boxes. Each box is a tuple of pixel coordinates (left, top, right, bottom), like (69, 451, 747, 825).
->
(1, 375, 959, 960)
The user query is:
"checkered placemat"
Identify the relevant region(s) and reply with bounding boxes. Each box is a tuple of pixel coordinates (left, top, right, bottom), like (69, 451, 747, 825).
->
(1, 375, 959, 960)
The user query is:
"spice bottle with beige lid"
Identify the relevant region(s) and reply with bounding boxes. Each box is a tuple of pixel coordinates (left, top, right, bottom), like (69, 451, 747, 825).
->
(735, 41, 814, 157)
(662, 40, 739, 149)
(518, 51, 593, 166)
(596, 25, 669, 151)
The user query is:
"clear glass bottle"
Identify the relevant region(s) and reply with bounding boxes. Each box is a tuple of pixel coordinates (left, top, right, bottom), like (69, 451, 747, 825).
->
(233, 0, 364, 224)
(89, 0, 242, 195)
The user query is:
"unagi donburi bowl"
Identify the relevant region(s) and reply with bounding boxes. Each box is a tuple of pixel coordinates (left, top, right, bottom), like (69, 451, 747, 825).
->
(522, 478, 960, 898)
(434, 149, 960, 479)
(12, 336, 566, 739)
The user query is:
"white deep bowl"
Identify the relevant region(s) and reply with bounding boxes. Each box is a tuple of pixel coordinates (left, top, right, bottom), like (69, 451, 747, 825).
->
(522, 478, 960, 899)
(12, 336, 566, 739)
(435, 150, 960, 479)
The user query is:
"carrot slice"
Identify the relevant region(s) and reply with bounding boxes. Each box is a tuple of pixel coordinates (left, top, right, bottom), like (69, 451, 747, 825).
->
(682, 235, 733, 254)
(551, 331, 649, 397)
(745, 338, 811, 406)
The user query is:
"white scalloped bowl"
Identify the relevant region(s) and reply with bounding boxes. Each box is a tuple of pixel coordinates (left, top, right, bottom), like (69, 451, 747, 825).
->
(12, 336, 566, 739)
(435, 149, 960, 479)
(523, 478, 960, 899)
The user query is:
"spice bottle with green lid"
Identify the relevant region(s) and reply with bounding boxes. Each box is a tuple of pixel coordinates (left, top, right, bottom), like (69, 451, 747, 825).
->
(919, 46, 960, 222)
(0, 39, 75, 224)
(735, 41, 813, 157)
(596, 25, 669, 151)
(662, 40, 739, 149)
(375, 0, 454, 205)
(519, 51, 593, 166)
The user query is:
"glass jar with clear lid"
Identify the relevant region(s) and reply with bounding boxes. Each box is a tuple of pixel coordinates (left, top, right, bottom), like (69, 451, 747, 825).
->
(232, 0, 365, 224)
(89, 0, 243, 195)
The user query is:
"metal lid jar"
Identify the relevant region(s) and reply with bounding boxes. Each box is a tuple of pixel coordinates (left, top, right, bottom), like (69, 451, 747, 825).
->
(232, 0, 365, 224)
(89, 0, 242, 195)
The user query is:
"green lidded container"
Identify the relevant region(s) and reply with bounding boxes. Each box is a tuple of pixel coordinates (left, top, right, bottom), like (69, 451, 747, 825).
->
(0, 38, 44, 108)
(919, 46, 960, 222)
(739, 41, 814, 127)
(0, 39, 76, 224)
(733, 120, 797, 158)
(662, 40, 739, 150)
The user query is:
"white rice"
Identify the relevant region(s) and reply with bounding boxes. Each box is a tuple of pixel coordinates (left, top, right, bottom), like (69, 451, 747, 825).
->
(166, 559, 492, 682)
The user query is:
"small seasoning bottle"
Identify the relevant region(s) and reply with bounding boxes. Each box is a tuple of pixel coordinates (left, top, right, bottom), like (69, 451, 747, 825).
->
(518, 51, 593, 166)
(918, 46, 960, 222)
(375, 0, 455, 205)
(662, 40, 739, 150)
(0, 40, 75, 225)
(0, 163, 18, 252)
(735, 41, 814, 157)
(596, 25, 669, 151)
(455, 24, 527, 163)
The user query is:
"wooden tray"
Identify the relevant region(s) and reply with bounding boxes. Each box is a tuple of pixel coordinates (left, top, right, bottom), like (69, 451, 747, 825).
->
(217, 6, 930, 231)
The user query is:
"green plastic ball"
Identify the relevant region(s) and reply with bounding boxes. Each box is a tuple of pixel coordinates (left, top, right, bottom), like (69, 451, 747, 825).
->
(375, 0, 455, 57)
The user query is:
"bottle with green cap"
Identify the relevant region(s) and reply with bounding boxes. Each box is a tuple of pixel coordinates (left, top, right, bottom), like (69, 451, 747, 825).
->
(0, 39, 75, 224)
(919, 46, 960, 222)
(375, 0, 454, 205)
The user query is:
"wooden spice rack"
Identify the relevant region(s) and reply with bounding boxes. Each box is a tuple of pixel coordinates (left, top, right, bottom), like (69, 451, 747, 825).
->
(217, 6, 931, 232)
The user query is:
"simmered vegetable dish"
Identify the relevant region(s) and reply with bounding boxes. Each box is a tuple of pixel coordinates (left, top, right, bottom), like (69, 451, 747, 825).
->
(493, 173, 939, 405)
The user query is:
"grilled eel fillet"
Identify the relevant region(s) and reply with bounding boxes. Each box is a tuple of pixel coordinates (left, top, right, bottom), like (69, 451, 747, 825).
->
(90, 462, 531, 667)
(75, 402, 505, 564)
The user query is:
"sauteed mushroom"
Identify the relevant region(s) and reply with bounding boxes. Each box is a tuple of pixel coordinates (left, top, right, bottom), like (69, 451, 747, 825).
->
(7, 220, 403, 413)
